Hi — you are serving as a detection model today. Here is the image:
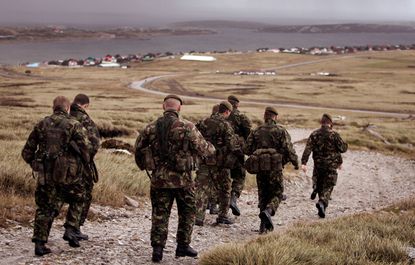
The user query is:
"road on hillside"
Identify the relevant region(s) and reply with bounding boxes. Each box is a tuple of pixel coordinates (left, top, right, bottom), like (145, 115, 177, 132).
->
(129, 56, 412, 118)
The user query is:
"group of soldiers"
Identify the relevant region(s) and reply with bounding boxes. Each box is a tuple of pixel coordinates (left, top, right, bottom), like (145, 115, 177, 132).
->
(22, 93, 347, 263)
(134, 94, 348, 262)
(22, 94, 100, 256)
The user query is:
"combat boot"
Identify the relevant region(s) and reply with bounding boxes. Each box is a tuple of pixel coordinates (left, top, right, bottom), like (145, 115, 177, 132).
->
(176, 244, 198, 258)
(230, 192, 241, 216)
(259, 208, 274, 232)
(209, 203, 219, 215)
(281, 194, 287, 201)
(259, 220, 267, 234)
(152, 246, 163, 262)
(63, 226, 80, 248)
(310, 190, 317, 200)
(216, 215, 234, 225)
(34, 241, 52, 256)
(74, 228, 89, 241)
(195, 218, 204, 226)
(316, 201, 326, 218)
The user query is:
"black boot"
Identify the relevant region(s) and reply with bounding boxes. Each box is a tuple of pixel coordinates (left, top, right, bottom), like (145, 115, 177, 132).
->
(34, 241, 52, 256)
(195, 218, 204, 226)
(259, 208, 274, 232)
(259, 220, 267, 234)
(316, 201, 326, 218)
(216, 215, 234, 225)
(63, 226, 80, 248)
(74, 228, 89, 241)
(152, 246, 163, 262)
(176, 244, 198, 258)
(230, 192, 241, 216)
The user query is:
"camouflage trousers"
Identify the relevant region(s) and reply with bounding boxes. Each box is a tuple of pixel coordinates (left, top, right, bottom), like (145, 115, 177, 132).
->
(314, 166, 338, 208)
(256, 170, 284, 215)
(33, 181, 85, 243)
(80, 176, 94, 226)
(230, 164, 246, 198)
(150, 186, 196, 248)
(195, 165, 231, 221)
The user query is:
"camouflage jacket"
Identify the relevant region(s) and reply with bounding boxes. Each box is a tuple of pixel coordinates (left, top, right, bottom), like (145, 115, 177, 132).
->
(245, 119, 298, 168)
(70, 103, 100, 157)
(21, 108, 91, 180)
(135, 110, 215, 188)
(228, 108, 252, 141)
(301, 125, 348, 168)
(196, 113, 243, 163)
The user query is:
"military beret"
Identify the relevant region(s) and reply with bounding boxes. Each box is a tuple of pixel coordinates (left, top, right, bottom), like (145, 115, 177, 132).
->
(220, 101, 233, 111)
(164, 94, 183, 105)
(227, 95, 239, 103)
(321, 113, 333, 123)
(265, 106, 278, 116)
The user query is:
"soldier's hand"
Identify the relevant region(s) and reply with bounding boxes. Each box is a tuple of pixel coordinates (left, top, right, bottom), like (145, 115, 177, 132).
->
(301, 164, 307, 173)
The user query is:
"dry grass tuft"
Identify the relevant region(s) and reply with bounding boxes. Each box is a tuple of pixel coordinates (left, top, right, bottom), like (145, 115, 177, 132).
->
(97, 121, 135, 138)
(200, 198, 415, 265)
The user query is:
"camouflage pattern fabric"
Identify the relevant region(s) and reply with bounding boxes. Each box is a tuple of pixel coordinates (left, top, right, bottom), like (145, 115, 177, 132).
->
(22, 108, 90, 243)
(245, 119, 298, 214)
(301, 125, 348, 207)
(195, 165, 230, 221)
(150, 187, 196, 247)
(135, 111, 215, 189)
(70, 103, 100, 226)
(135, 110, 215, 248)
(227, 108, 252, 197)
(256, 171, 283, 215)
(195, 113, 242, 219)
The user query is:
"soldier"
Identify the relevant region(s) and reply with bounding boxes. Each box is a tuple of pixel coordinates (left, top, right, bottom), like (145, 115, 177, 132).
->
(245, 107, 298, 234)
(22, 96, 91, 256)
(301, 113, 348, 218)
(227, 95, 252, 216)
(194, 101, 243, 226)
(134, 95, 215, 262)
(70, 94, 100, 240)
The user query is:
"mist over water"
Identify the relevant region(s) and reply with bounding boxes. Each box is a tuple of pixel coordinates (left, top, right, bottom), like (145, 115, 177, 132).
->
(1, 29, 415, 65)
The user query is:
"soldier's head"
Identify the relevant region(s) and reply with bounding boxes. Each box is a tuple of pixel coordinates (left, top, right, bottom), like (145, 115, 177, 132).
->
(163, 94, 182, 112)
(264, 106, 278, 121)
(218, 101, 233, 118)
(53, 96, 71, 113)
(73, 93, 90, 110)
(211, 104, 220, 114)
(320, 113, 333, 128)
(227, 95, 239, 109)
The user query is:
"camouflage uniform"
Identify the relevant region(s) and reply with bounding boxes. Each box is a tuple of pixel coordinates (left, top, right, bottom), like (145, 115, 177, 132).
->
(134, 110, 215, 248)
(194, 113, 242, 222)
(22, 107, 90, 243)
(301, 125, 348, 209)
(70, 103, 100, 226)
(245, 119, 298, 216)
(227, 107, 252, 198)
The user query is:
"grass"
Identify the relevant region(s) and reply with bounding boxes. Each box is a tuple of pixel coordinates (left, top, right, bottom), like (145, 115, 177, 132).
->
(200, 198, 415, 265)
(0, 50, 414, 227)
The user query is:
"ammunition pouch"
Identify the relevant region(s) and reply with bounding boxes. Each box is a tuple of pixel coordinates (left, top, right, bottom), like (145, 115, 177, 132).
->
(31, 158, 46, 186)
(175, 156, 195, 172)
(245, 148, 282, 174)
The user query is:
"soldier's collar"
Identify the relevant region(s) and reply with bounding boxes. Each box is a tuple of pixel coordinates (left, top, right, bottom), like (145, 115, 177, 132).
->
(163, 110, 179, 117)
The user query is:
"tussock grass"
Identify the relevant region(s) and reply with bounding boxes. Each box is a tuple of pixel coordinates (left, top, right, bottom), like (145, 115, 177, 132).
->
(200, 198, 415, 265)
(97, 121, 135, 138)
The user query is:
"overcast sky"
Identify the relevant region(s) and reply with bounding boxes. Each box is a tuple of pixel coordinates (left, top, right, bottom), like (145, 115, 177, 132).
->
(1, 0, 414, 26)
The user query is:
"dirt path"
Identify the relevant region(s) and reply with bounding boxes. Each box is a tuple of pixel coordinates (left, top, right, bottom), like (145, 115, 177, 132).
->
(1, 129, 414, 265)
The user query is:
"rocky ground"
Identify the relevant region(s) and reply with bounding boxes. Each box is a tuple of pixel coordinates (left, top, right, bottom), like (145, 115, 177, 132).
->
(1, 129, 414, 265)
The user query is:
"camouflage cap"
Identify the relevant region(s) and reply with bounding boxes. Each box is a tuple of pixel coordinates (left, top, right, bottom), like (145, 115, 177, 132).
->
(164, 94, 183, 105)
(227, 95, 239, 103)
(220, 101, 233, 111)
(265, 106, 278, 116)
(321, 113, 333, 124)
